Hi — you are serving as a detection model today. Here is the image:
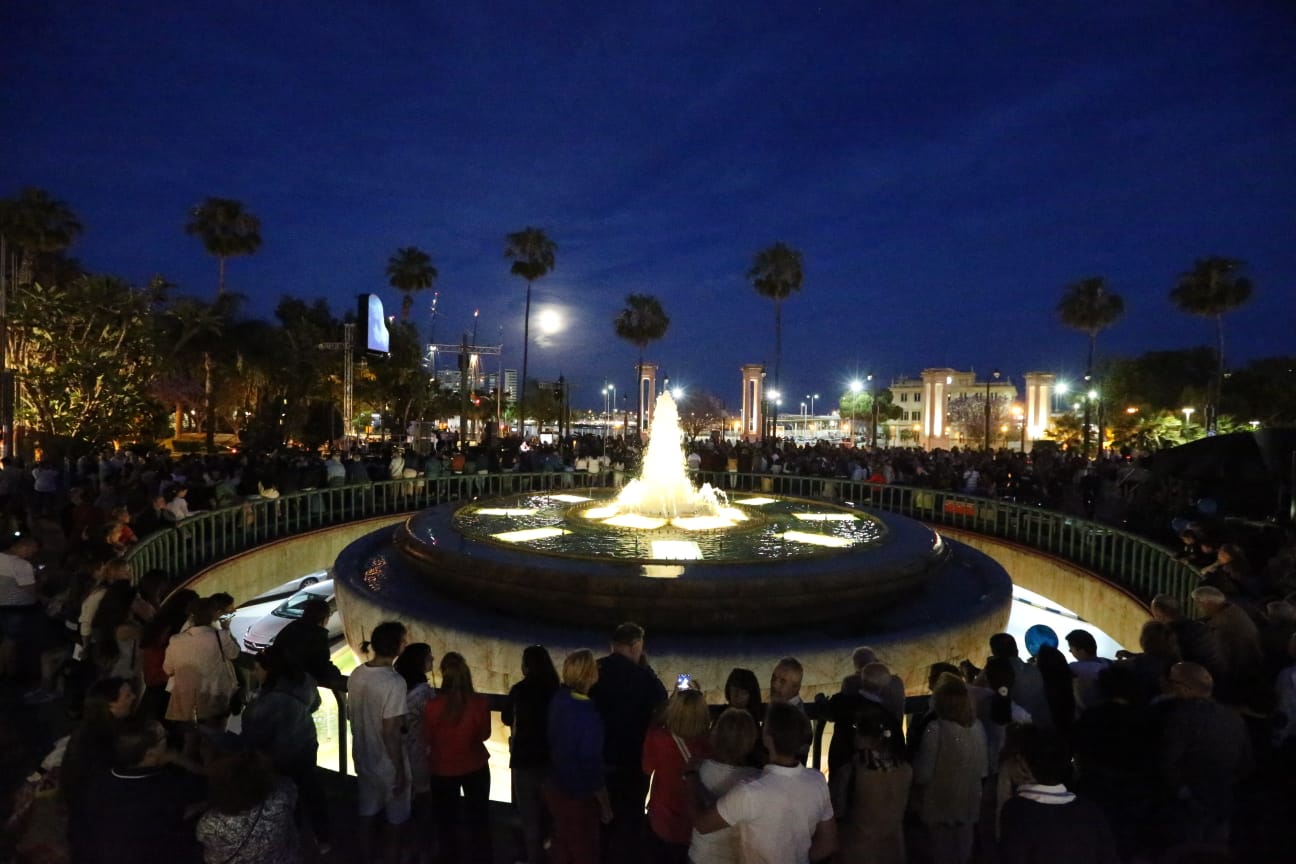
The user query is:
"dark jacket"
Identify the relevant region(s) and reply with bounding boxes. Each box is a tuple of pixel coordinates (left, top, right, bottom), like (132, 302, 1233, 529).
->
(503, 675, 558, 769)
(241, 674, 319, 769)
(1000, 794, 1119, 864)
(274, 618, 345, 691)
(590, 652, 666, 770)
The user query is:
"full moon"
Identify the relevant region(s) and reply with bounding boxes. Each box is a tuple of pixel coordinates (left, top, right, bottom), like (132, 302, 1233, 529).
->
(537, 309, 562, 334)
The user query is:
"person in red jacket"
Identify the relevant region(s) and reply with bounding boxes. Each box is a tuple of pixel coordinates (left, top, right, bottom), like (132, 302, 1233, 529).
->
(642, 687, 713, 861)
(423, 651, 491, 864)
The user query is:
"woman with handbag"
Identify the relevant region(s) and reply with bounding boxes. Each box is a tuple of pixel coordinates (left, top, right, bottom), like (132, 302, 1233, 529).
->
(642, 687, 712, 863)
(163, 596, 240, 736)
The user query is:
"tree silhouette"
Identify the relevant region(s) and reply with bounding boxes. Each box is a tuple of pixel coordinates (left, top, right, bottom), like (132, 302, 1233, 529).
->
(385, 246, 437, 322)
(613, 294, 671, 435)
(504, 227, 556, 436)
(1057, 276, 1124, 456)
(0, 187, 83, 285)
(1170, 257, 1254, 433)
(185, 197, 262, 295)
(747, 242, 804, 389)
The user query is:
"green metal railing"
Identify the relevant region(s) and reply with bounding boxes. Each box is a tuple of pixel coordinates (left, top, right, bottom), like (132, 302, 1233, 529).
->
(127, 468, 1197, 778)
(127, 469, 1197, 611)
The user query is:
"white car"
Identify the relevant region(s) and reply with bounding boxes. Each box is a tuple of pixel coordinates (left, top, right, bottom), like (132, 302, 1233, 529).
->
(241, 580, 342, 654)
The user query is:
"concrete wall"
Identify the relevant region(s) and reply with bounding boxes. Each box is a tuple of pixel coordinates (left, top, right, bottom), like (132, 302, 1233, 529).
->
(936, 527, 1149, 650)
(183, 514, 410, 602)
(182, 517, 1149, 671)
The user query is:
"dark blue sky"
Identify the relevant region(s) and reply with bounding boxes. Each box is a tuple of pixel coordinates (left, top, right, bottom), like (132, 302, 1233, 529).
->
(3, 2, 1293, 410)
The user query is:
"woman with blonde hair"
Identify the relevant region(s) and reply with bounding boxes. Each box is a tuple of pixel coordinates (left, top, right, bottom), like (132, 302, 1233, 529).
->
(912, 673, 988, 864)
(642, 687, 712, 860)
(423, 651, 490, 864)
(544, 649, 611, 864)
(688, 708, 760, 864)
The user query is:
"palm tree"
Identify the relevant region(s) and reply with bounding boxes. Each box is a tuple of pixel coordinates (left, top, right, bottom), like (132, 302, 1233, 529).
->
(0, 187, 83, 285)
(747, 242, 804, 388)
(1170, 257, 1254, 434)
(385, 246, 438, 322)
(1057, 276, 1124, 457)
(162, 293, 241, 450)
(504, 227, 556, 436)
(184, 197, 262, 295)
(613, 294, 671, 434)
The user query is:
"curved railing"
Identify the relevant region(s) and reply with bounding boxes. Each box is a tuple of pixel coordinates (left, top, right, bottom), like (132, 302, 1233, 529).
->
(126, 469, 1197, 778)
(126, 468, 1198, 611)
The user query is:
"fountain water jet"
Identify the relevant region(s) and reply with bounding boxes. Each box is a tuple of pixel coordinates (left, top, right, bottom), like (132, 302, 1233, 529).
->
(593, 392, 743, 529)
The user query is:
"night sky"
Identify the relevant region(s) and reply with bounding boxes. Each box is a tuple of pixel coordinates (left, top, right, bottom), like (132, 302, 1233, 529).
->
(3, 2, 1293, 410)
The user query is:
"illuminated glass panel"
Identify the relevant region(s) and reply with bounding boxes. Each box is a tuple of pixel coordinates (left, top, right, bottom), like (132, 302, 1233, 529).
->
(582, 506, 620, 520)
(734, 497, 777, 506)
(476, 508, 538, 517)
(548, 494, 592, 503)
(779, 531, 854, 548)
(641, 565, 686, 579)
(491, 528, 568, 543)
(651, 540, 704, 560)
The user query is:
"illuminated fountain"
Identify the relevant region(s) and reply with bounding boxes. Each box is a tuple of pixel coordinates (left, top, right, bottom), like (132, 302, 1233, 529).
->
(596, 392, 739, 529)
(332, 386, 1012, 698)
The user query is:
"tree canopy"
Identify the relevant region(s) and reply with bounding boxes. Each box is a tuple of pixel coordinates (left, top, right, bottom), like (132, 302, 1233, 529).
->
(185, 197, 262, 295)
(747, 241, 804, 388)
(614, 293, 670, 432)
(386, 246, 438, 322)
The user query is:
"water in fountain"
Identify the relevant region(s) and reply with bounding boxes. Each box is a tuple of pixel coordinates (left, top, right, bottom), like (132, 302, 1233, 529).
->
(614, 392, 727, 519)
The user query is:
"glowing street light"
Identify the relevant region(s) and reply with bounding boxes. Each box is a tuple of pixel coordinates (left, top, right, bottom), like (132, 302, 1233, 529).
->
(1182, 406, 1195, 435)
(806, 393, 819, 416)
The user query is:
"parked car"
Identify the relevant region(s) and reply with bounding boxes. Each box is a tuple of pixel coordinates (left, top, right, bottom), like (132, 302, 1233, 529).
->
(241, 580, 342, 654)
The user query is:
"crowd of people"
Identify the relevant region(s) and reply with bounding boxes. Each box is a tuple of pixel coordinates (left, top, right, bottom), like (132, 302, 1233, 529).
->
(0, 441, 1294, 864)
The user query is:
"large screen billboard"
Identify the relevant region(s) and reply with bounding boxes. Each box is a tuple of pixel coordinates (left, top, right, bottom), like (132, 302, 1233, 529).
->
(358, 293, 390, 357)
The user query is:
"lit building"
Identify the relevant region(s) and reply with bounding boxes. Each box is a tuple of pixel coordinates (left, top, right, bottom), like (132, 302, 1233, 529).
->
(503, 369, 518, 402)
(886, 369, 1022, 450)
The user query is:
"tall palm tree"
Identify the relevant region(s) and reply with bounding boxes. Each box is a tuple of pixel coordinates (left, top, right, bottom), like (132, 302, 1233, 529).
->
(185, 197, 262, 295)
(504, 227, 556, 436)
(0, 187, 83, 285)
(162, 293, 242, 450)
(1057, 276, 1124, 457)
(385, 246, 438, 322)
(747, 242, 804, 389)
(1170, 257, 1254, 433)
(613, 294, 671, 434)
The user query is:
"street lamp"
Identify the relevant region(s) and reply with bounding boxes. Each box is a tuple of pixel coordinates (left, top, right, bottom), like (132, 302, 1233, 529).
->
(1182, 406, 1195, 436)
(849, 379, 863, 440)
(806, 393, 818, 416)
(602, 382, 616, 442)
(984, 369, 1001, 452)
(800, 401, 807, 417)
(865, 374, 876, 447)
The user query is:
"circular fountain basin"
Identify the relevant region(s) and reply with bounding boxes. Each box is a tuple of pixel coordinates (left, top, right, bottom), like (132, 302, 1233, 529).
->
(388, 490, 946, 633)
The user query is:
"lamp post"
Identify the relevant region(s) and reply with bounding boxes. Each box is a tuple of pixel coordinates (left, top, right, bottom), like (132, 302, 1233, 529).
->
(1182, 406, 1194, 437)
(849, 379, 863, 441)
(806, 393, 818, 416)
(984, 369, 1001, 452)
(865, 374, 876, 447)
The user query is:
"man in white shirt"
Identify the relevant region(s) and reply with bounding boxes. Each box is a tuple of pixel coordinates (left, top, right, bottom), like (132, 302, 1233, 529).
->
(0, 537, 40, 682)
(695, 702, 837, 864)
(348, 620, 410, 864)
